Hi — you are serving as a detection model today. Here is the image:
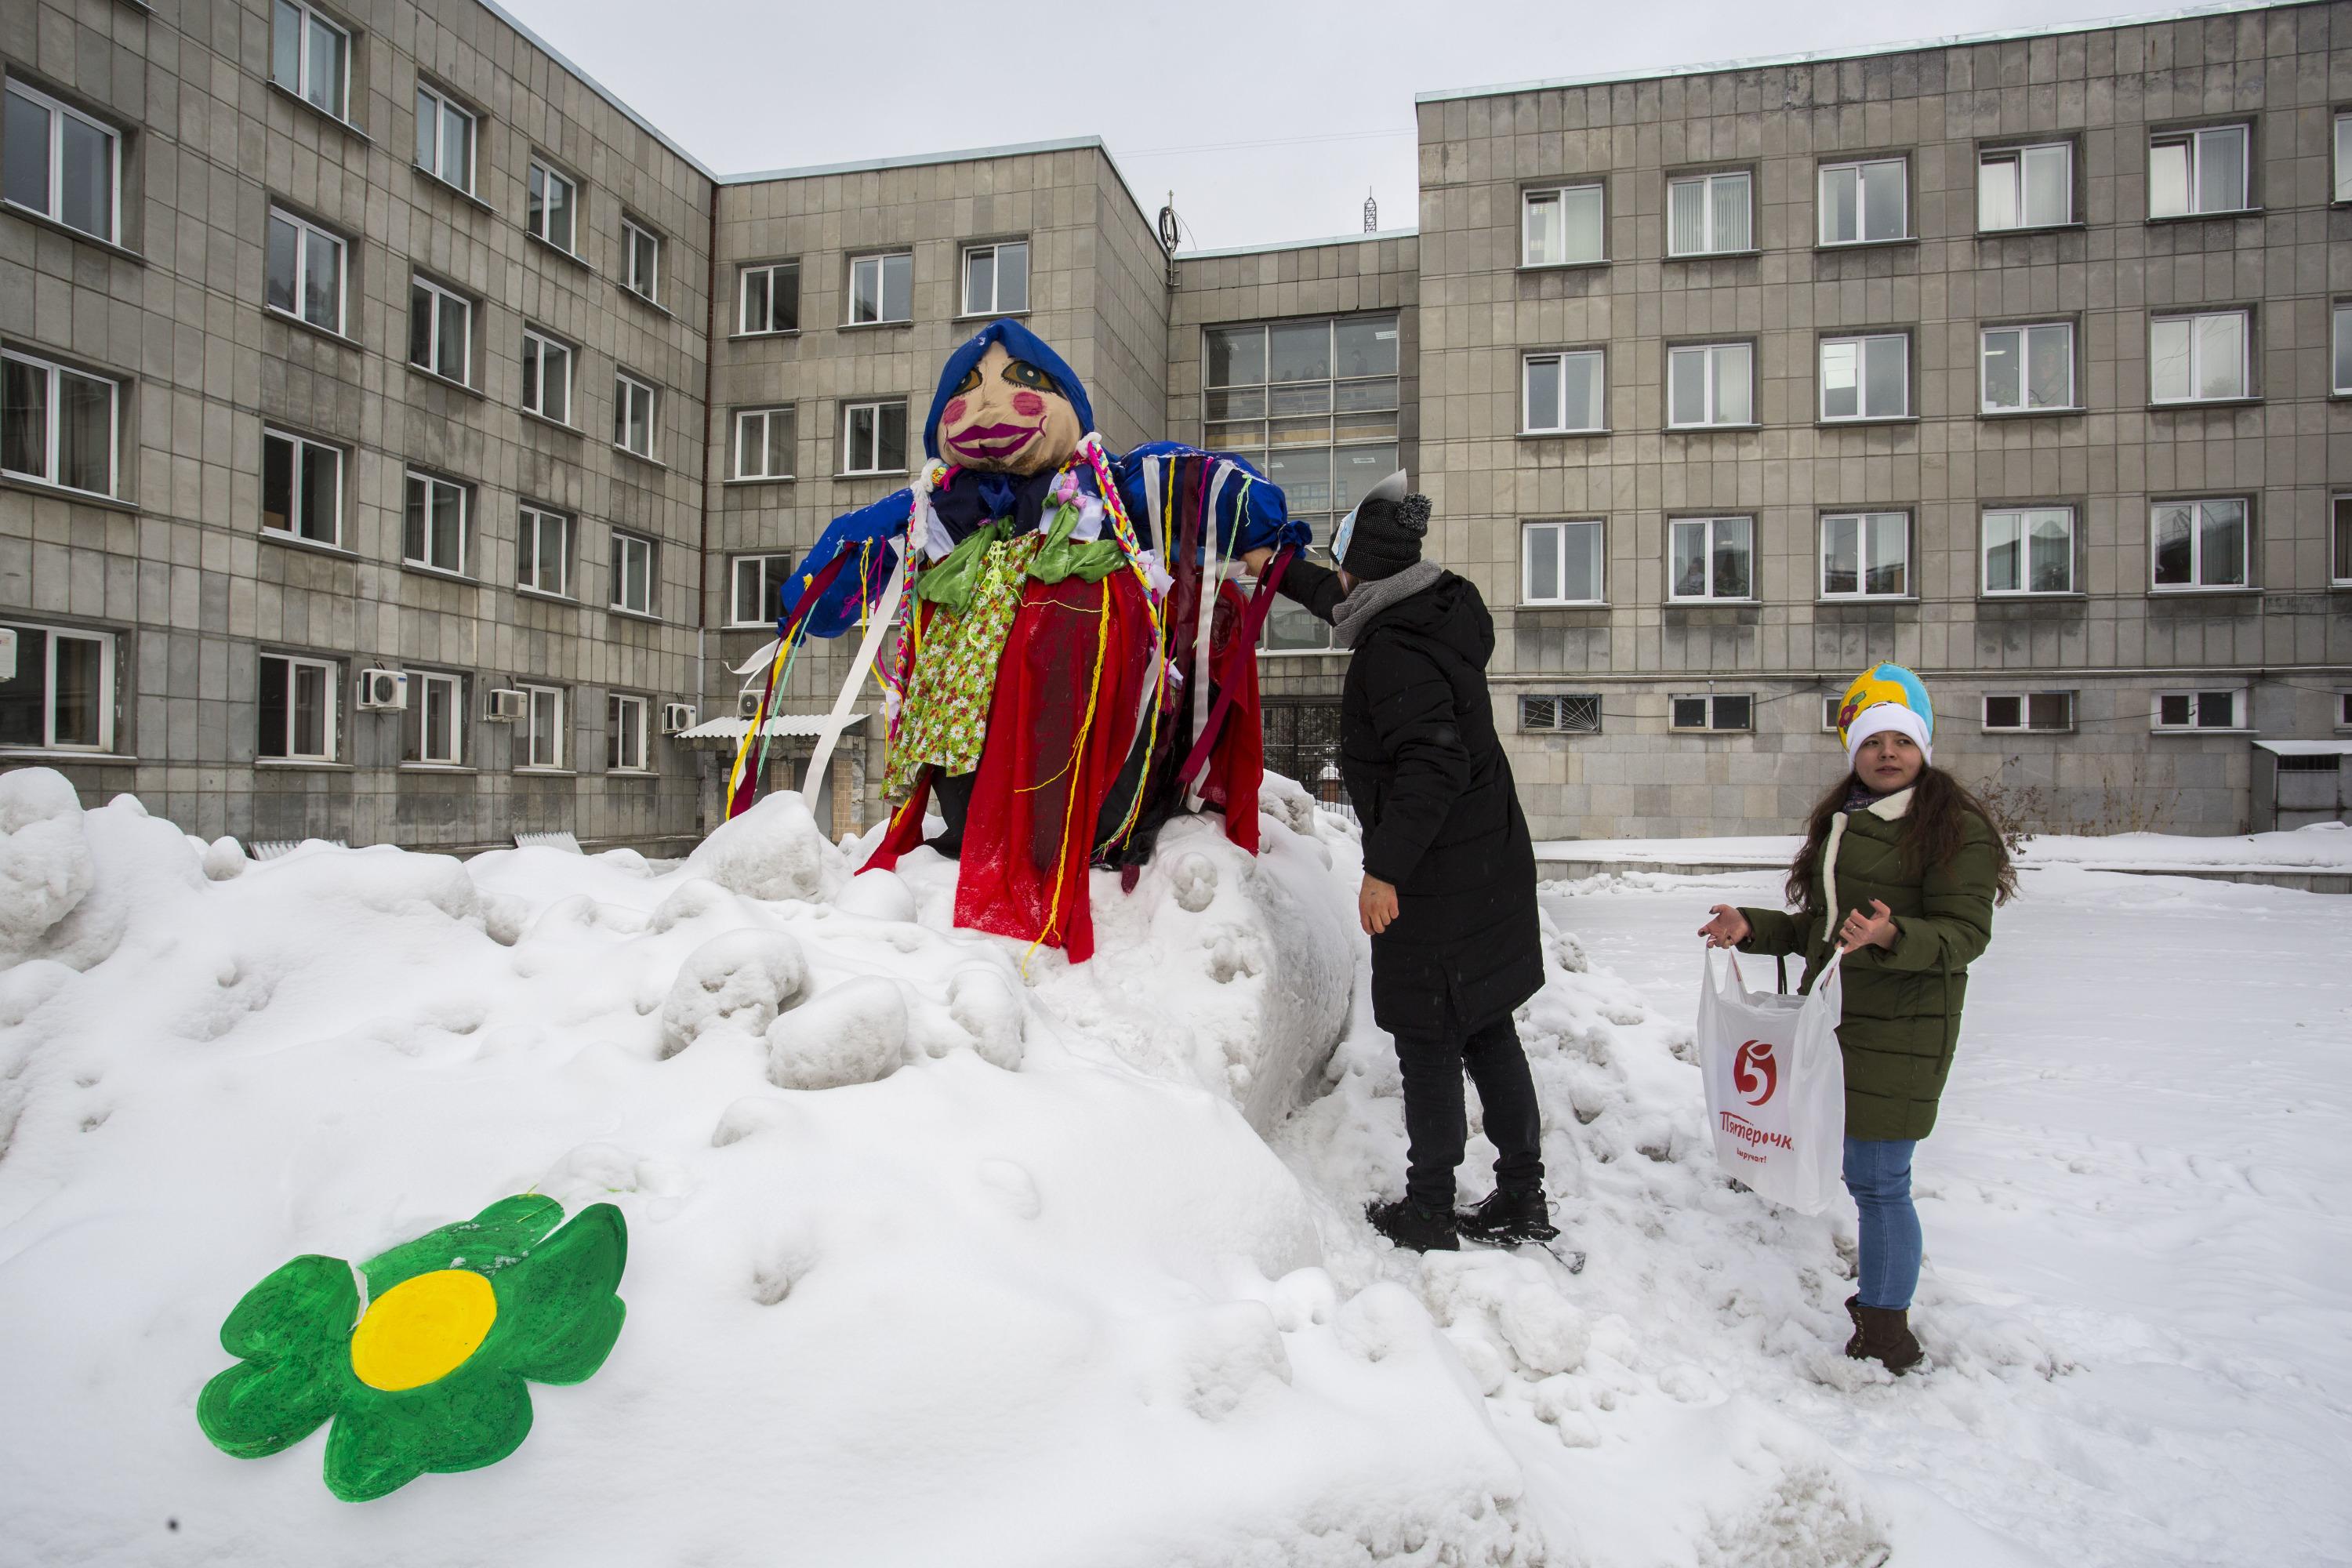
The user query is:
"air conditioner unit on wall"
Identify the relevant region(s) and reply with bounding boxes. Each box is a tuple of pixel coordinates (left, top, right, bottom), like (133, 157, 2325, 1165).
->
(357, 669, 409, 710)
(661, 702, 698, 735)
(737, 690, 764, 720)
(486, 688, 527, 722)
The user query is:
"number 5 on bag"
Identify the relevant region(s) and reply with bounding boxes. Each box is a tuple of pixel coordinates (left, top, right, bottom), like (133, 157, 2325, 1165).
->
(1695, 947, 1847, 1214)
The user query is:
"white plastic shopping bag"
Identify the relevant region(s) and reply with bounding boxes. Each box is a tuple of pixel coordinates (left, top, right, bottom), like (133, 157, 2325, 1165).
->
(1696, 947, 1846, 1214)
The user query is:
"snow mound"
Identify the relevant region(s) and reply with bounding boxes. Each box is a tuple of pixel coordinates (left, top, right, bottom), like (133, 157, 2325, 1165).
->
(0, 768, 94, 963)
(684, 791, 846, 903)
(766, 975, 908, 1090)
(661, 928, 809, 1057)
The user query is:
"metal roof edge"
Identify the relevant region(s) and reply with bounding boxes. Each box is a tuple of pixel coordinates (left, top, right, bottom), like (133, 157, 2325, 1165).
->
(470, 0, 719, 180)
(1179, 227, 1420, 261)
(1412, 0, 2314, 106)
(719, 136, 1110, 186)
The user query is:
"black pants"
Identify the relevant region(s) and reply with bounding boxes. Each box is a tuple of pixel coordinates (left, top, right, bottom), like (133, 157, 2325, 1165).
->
(1392, 1014, 1544, 1211)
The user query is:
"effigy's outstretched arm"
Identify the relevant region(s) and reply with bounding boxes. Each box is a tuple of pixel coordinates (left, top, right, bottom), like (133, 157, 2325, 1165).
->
(777, 487, 919, 640)
(1114, 443, 1309, 565)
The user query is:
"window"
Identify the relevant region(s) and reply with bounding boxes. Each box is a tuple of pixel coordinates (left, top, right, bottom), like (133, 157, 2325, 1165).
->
(848, 252, 912, 325)
(1, 347, 118, 497)
(962, 241, 1029, 316)
(1669, 517, 1754, 601)
(2332, 303, 2351, 397)
(739, 262, 800, 335)
(0, 621, 112, 750)
(2339, 691, 2352, 730)
(265, 206, 346, 333)
(1983, 692, 2074, 733)
(608, 694, 649, 771)
(1668, 343, 1753, 427)
(520, 684, 564, 768)
(731, 554, 793, 626)
(622, 219, 659, 303)
(1820, 512, 1909, 598)
(517, 504, 570, 597)
(2151, 498, 2249, 590)
(1671, 693, 1753, 731)
(520, 328, 572, 424)
(2335, 495, 2352, 588)
(262, 427, 341, 545)
(2152, 689, 2245, 731)
(841, 401, 907, 475)
(614, 372, 656, 458)
(1667, 171, 1750, 256)
(1523, 352, 1605, 434)
(1821, 695, 1846, 732)
(2151, 310, 2249, 402)
(413, 84, 474, 192)
(2149, 125, 2249, 217)
(610, 531, 655, 615)
(405, 671, 463, 765)
(1983, 506, 2075, 596)
(1521, 695, 1601, 735)
(402, 470, 468, 575)
(270, 1, 349, 119)
(735, 407, 795, 480)
(1982, 322, 2075, 413)
(2338, 114, 2351, 203)
(1522, 520, 1604, 605)
(258, 652, 336, 760)
(1522, 184, 1603, 266)
(1819, 158, 1907, 244)
(1819, 334, 1908, 421)
(2, 79, 120, 242)
(1978, 143, 2071, 230)
(1203, 315, 1400, 563)
(527, 160, 576, 252)
(407, 275, 470, 383)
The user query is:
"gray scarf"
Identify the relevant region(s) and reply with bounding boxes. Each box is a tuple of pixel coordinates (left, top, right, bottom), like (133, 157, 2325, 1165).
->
(1330, 558, 1444, 649)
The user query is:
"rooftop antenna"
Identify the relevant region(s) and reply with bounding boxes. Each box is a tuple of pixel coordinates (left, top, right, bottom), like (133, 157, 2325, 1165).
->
(1363, 188, 1377, 233)
(1157, 191, 1182, 289)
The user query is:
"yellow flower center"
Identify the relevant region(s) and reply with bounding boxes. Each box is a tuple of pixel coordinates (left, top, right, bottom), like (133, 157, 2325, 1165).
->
(349, 1269, 498, 1392)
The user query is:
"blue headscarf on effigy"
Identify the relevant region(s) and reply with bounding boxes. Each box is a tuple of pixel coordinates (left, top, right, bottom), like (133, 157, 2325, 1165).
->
(777, 320, 1303, 638)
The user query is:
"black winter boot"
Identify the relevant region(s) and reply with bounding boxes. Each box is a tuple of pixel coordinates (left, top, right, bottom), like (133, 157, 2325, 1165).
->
(1367, 1197, 1460, 1253)
(1457, 1188, 1559, 1245)
(1848, 1304, 1923, 1374)
(1842, 1294, 1864, 1357)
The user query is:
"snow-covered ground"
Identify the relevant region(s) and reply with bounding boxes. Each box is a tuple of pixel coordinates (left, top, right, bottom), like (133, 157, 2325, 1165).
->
(1537, 821, 2352, 875)
(2, 766, 2347, 1566)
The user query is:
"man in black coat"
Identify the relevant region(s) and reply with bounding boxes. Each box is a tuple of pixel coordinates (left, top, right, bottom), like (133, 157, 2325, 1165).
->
(1244, 474, 1553, 1252)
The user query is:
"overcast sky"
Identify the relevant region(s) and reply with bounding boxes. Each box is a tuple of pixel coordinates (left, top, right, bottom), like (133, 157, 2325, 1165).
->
(498, 0, 2176, 252)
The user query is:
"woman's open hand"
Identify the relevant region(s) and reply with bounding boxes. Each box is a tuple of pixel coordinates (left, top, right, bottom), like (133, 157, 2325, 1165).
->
(1697, 905, 1751, 949)
(1838, 898, 1899, 953)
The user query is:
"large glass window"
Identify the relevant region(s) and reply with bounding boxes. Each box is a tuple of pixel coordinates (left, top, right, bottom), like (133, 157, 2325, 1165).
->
(1982, 322, 2075, 412)
(1523, 351, 1604, 434)
(608, 694, 649, 771)
(1522, 184, 1604, 266)
(2336, 495, 2352, 588)
(1819, 158, 1907, 244)
(2152, 498, 2248, 590)
(841, 401, 907, 474)
(2152, 689, 2244, 731)
(740, 262, 800, 334)
(2149, 125, 2249, 217)
(962, 241, 1029, 316)
(610, 532, 655, 615)
(402, 470, 468, 575)
(414, 85, 474, 192)
(405, 671, 463, 765)
(265, 206, 345, 334)
(262, 427, 342, 544)
(1819, 334, 1908, 421)
(3, 80, 119, 242)
(2, 348, 118, 497)
(614, 372, 657, 458)
(1668, 343, 1752, 427)
(270, 1, 349, 119)
(407, 275, 471, 383)
(1983, 507, 2075, 595)
(1671, 693, 1753, 731)
(0, 620, 112, 750)
(2338, 114, 2351, 203)
(520, 328, 572, 424)
(1983, 693, 2074, 733)
(731, 554, 794, 626)
(1820, 511, 1909, 598)
(1522, 520, 1603, 604)
(1667, 171, 1750, 256)
(1979, 143, 2071, 230)
(520, 685, 564, 769)
(735, 408, 794, 481)
(848, 252, 912, 325)
(1669, 517, 1754, 601)
(527, 161, 576, 252)
(2332, 303, 2351, 397)
(257, 652, 336, 761)
(517, 504, 570, 597)
(622, 219, 659, 303)
(2151, 310, 2249, 403)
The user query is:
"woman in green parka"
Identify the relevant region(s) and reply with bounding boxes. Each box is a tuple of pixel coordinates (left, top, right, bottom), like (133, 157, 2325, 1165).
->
(1697, 663, 2016, 1374)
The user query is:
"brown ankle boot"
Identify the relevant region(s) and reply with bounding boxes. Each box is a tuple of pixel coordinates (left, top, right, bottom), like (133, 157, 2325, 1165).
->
(1842, 1294, 1864, 1357)
(1848, 1304, 1922, 1374)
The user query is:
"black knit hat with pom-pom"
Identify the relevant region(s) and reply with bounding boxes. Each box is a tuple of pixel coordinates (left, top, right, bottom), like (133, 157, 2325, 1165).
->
(1340, 492, 1432, 581)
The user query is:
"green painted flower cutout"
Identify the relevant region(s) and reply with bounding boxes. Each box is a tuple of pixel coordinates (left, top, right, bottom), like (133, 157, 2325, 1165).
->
(198, 1196, 627, 1501)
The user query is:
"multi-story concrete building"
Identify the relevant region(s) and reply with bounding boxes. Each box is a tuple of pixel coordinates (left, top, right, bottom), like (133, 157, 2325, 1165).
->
(5, 0, 2347, 851)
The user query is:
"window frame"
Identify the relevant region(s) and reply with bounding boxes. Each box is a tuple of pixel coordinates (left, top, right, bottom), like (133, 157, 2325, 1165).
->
(2337, 113, 2352, 205)
(960, 239, 1030, 317)
(412, 81, 477, 194)
(730, 553, 795, 628)
(517, 503, 572, 599)
(0, 619, 115, 751)
(2333, 494, 2352, 589)
(1981, 506, 2078, 597)
(256, 651, 339, 762)
(1664, 169, 1752, 257)
(607, 692, 651, 773)
(401, 469, 470, 577)
(2148, 123, 2252, 219)
(1667, 515, 1756, 604)
(733, 406, 796, 481)
(847, 251, 913, 325)
(0, 346, 122, 499)
(518, 683, 564, 770)
(2332, 300, 2351, 397)
(1520, 519, 1606, 607)
(1976, 140, 2074, 231)
(1980, 321, 2078, 414)
(739, 260, 801, 336)
(609, 529, 656, 617)
(270, 0, 351, 122)
(406, 273, 473, 385)
(1521, 350, 1606, 435)
(1668, 693, 1755, 733)
(1817, 332, 1911, 423)
(525, 158, 579, 254)
(1520, 694, 1602, 735)
(2150, 688, 2247, 733)
(1981, 691, 2077, 734)
(1519, 182, 1606, 267)
(260, 426, 343, 546)
(264, 204, 348, 336)
(2, 78, 122, 244)
(1817, 155, 1910, 245)
(1665, 341, 1755, 430)
(519, 327, 573, 425)
(2150, 496, 2252, 593)
(612, 370, 658, 459)
(1817, 510, 1912, 601)
(2149, 308, 2252, 405)
(620, 216, 660, 303)
(840, 400, 909, 476)
(405, 670, 465, 766)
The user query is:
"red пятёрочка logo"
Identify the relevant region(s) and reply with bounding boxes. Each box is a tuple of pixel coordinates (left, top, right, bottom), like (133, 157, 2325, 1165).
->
(1733, 1039, 1777, 1106)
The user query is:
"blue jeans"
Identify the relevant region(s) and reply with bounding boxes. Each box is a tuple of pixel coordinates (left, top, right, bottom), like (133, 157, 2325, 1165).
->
(1842, 1136, 1922, 1311)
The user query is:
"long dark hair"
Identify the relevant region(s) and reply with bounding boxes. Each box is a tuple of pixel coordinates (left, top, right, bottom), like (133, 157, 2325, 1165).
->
(1785, 764, 2019, 911)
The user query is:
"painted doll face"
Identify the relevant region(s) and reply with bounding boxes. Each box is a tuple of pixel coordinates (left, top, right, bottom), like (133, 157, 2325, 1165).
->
(936, 343, 1083, 474)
